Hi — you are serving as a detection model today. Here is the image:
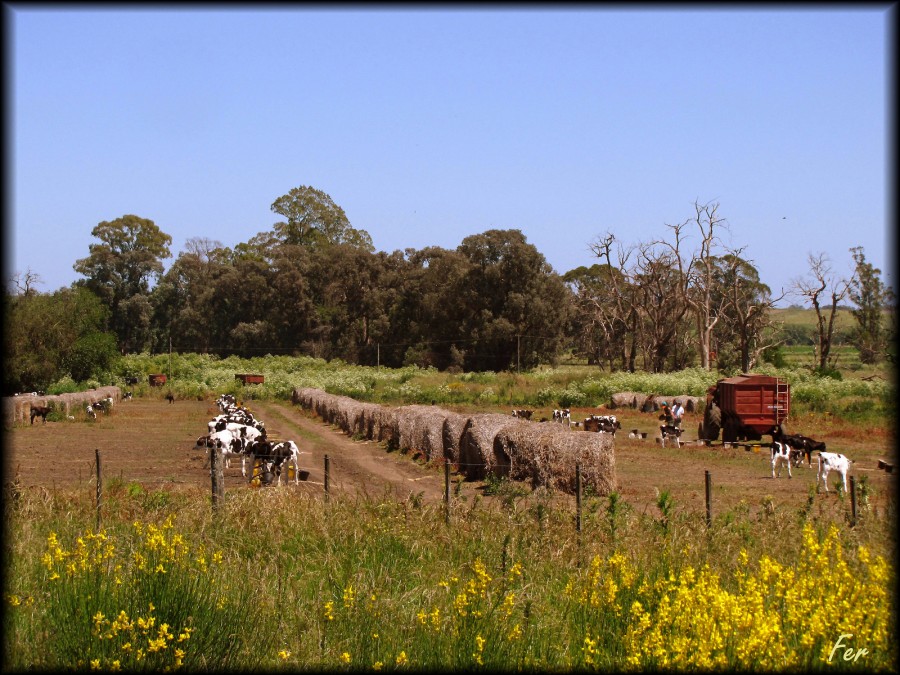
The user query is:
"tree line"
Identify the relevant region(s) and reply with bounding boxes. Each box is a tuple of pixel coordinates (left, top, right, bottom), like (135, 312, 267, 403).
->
(4, 187, 894, 393)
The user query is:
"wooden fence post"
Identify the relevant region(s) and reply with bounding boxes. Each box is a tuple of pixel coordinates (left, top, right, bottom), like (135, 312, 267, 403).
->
(575, 462, 582, 533)
(850, 475, 857, 527)
(95, 449, 102, 531)
(324, 454, 330, 499)
(705, 470, 712, 528)
(210, 446, 223, 516)
(444, 459, 451, 525)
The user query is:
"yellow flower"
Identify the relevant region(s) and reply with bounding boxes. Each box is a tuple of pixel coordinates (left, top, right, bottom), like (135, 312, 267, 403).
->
(395, 651, 408, 666)
(373, 661, 383, 670)
(341, 652, 351, 664)
(7, 594, 20, 607)
(278, 649, 291, 660)
(90, 658, 100, 670)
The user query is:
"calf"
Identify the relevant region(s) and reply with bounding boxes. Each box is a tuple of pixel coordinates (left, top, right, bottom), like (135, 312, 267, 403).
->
(199, 430, 243, 472)
(86, 404, 97, 420)
(772, 427, 827, 468)
(30, 405, 51, 425)
(770, 441, 797, 479)
(552, 409, 571, 426)
(817, 451, 853, 493)
(511, 409, 533, 420)
(584, 415, 621, 436)
(165, 392, 175, 404)
(247, 439, 301, 486)
(123, 391, 133, 401)
(659, 424, 682, 448)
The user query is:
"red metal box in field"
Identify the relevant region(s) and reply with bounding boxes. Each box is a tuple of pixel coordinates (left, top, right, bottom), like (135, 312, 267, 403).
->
(235, 374, 265, 385)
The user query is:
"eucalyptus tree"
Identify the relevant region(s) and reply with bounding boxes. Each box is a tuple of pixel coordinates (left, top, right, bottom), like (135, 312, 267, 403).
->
(711, 254, 783, 373)
(151, 237, 226, 354)
(4, 286, 116, 391)
(73, 214, 172, 353)
(270, 185, 374, 251)
(847, 246, 892, 364)
(455, 229, 571, 372)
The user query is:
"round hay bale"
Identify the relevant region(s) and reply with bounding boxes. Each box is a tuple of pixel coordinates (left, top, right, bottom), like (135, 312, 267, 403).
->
(441, 411, 469, 465)
(673, 395, 702, 413)
(369, 405, 399, 447)
(395, 405, 451, 462)
(498, 424, 616, 495)
(459, 414, 524, 480)
(639, 393, 657, 412)
(609, 392, 639, 409)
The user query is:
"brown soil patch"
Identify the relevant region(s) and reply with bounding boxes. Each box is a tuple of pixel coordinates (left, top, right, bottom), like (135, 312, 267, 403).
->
(4, 399, 895, 518)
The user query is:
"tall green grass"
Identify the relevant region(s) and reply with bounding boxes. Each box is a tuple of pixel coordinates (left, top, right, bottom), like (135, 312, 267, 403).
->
(4, 481, 895, 670)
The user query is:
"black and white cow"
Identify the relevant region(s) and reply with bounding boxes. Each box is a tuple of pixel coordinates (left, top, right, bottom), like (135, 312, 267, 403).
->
(552, 409, 571, 426)
(772, 427, 826, 468)
(658, 423, 683, 448)
(584, 415, 621, 435)
(246, 438, 300, 486)
(770, 441, 798, 479)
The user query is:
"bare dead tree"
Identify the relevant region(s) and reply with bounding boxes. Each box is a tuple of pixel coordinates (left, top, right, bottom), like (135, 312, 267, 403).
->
(657, 200, 730, 370)
(587, 233, 642, 371)
(11, 268, 43, 296)
(793, 252, 849, 371)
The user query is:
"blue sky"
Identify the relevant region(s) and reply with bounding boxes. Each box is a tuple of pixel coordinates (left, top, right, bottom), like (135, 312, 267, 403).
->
(7, 6, 893, 305)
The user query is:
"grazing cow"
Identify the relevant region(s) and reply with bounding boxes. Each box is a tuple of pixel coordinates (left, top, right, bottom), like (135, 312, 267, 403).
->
(165, 392, 175, 404)
(659, 424, 683, 448)
(125, 376, 139, 385)
(199, 430, 244, 472)
(30, 405, 51, 425)
(552, 409, 571, 426)
(770, 441, 797, 479)
(584, 415, 621, 436)
(787, 435, 826, 468)
(817, 452, 853, 493)
(247, 439, 300, 486)
(511, 409, 533, 420)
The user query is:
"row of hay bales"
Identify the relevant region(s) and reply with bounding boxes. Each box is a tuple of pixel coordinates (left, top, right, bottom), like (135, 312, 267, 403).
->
(292, 388, 616, 496)
(609, 392, 703, 413)
(3, 386, 123, 427)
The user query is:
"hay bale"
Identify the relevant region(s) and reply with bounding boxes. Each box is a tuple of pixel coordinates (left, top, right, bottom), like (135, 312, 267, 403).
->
(395, 405, 452, 462)
(442, 411, 469, 465)
(369, 405, 399, 447)
(497, 424, 616, 495)
(672, 395, 702, 412)
(459, 414, 525, 480)
(609, 392, 639, 409)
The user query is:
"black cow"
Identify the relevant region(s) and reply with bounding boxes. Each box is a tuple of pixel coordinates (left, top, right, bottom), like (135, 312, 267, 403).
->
(30, 405, 51, 425)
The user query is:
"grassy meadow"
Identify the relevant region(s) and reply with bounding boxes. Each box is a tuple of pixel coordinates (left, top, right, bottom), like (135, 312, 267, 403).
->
(5, 332, 896, 671)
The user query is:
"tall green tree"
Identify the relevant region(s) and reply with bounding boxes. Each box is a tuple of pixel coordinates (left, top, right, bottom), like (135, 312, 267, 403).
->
(456, 230, 571, 372)
(73, 214, 172, 353)
(4, 286, 117, 391)
(847, 246, 892, 364)
(270, 185, 374, 251)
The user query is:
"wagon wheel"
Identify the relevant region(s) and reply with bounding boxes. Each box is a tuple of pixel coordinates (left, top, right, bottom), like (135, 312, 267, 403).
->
(703, 402, 721, 441)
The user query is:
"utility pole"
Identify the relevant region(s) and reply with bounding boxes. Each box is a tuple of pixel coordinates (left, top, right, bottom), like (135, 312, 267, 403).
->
(517, 335, 520, 373)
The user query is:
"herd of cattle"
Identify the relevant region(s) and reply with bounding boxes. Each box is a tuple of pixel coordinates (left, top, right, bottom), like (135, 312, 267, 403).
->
(511, 407, 853, 493)
(21, 391, 854, 493)
(195, 394, 302, 486)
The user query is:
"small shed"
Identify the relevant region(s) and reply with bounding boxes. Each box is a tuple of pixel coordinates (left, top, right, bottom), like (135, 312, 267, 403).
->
(236, 374, 265, 385)
(148, 374, 167, 387)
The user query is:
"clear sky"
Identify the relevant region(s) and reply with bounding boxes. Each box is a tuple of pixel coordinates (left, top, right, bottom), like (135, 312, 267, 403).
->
(6, 5, 893, 305)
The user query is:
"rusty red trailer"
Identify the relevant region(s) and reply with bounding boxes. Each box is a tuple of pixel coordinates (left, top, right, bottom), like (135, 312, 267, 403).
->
(699, 374, 790, 444)
(235, 374, 265, 385)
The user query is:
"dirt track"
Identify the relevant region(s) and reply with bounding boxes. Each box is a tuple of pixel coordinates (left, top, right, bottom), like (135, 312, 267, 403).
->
(4, 397, 895, 517)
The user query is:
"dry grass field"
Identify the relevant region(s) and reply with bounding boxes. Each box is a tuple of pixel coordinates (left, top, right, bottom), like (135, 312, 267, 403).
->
(5, 396, 895, 521)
